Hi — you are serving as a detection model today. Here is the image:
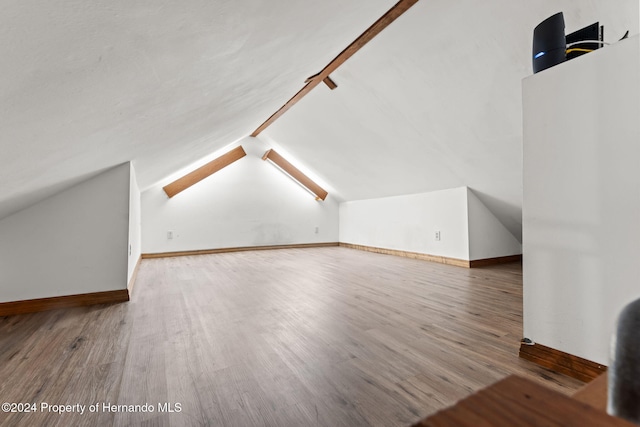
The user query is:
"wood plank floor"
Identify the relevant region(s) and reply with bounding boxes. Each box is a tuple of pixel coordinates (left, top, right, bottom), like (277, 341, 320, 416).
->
(0, 247, 584, 426)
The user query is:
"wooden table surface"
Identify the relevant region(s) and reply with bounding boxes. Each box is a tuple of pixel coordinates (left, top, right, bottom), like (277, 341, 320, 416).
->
(413, 375, 633, 427)
(573, 372, 608, 412)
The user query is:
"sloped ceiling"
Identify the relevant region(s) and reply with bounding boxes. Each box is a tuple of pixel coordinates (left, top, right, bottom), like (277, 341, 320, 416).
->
(2, 0, 638, 239)
(262, 0, 638, 240)
(0, 0, 393, 219)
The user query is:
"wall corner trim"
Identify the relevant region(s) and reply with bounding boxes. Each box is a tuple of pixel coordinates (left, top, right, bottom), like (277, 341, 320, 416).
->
(128, 255, 143, 294)
(339, 243, 522, 268)
(519, 342, 607, 382)
(142, 242, 340, 259)
(0, 290, 130, 317)
(339, 242, 470, 267)
(468, 254, 522, 268)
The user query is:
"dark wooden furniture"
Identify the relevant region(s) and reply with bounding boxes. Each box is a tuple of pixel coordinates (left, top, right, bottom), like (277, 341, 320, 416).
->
(413, 375, 632, 426)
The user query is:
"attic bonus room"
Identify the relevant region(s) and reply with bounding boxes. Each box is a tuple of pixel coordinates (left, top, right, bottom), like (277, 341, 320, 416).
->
(1, 1, 639, 426)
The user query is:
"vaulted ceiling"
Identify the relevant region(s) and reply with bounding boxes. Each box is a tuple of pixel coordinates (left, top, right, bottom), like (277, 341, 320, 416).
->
(2, 0, 637, 239)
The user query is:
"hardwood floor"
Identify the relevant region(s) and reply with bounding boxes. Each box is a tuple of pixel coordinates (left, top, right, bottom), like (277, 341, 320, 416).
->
(0, 247, 584, 426)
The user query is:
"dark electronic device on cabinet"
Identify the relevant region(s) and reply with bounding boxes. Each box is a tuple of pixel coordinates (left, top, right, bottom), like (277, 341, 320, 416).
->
(532, 12, 566, 73)
(532, 12, 604, 74)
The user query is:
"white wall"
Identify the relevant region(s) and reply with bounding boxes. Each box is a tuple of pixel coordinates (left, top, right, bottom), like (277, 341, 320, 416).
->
(141, 137, 339, 254)
(467, 188, 522, 260)
(0, 163, 131, 303)
(523, 36, 640, 365)
(339, 187, 470, 260)
(339, 186, 523, 261)
(128, 163, 142, 285)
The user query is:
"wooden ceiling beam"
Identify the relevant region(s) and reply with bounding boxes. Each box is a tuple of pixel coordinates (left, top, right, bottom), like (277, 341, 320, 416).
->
(305, 72, 321, 83)
(163, 146, 246, 198)
(251, 0, 419, 137)
(262, 149, 328, 201)
(316, 0, 419, 78)
(323, 76, 338, 90)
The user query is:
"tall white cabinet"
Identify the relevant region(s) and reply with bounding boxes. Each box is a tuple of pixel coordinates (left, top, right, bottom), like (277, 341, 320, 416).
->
(522, 35, 640, 365)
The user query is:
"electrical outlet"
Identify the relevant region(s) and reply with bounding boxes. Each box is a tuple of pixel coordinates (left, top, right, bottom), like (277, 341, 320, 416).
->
(315, 226, 319, 234)
(435, 231, 441, 241)
(167, 231, 173, 240)
(129, 244, 132, 256)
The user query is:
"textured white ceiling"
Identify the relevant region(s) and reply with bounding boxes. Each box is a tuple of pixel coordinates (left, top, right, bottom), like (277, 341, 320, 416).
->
(0, 0, 392, 218)
(1, 0, 638, 238)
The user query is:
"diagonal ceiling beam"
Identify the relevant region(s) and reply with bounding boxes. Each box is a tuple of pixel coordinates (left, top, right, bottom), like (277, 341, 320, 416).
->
(250, 0, 419, 137)
(262, 149, 329, 200)
(163, 146, 246, 198)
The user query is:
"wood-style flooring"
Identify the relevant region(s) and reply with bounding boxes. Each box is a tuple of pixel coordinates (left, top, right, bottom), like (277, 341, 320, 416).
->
(0, 247, 584, 426)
